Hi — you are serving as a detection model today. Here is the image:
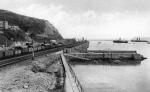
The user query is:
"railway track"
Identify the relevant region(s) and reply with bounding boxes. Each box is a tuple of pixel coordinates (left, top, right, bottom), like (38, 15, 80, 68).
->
(0, 42, 87, 67)
(0, 49, 58, 67)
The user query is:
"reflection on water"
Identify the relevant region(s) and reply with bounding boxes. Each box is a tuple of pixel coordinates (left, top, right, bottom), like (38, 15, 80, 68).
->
(72, 41, 150, 92)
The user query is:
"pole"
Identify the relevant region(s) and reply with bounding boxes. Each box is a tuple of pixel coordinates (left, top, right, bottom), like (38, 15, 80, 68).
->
(32, 40, 34, 60)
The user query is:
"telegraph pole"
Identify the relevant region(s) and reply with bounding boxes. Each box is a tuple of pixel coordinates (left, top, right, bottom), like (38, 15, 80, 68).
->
(31, 40, 35, 60)
(26, 32, 34, 60)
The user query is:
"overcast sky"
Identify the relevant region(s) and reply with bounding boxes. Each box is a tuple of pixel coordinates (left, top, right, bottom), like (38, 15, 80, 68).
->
(0, 0, 150, 39)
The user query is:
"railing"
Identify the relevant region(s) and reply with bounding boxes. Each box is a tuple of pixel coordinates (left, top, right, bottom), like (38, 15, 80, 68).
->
(67, 61, 85, 92)
(61, 53, 85, 92)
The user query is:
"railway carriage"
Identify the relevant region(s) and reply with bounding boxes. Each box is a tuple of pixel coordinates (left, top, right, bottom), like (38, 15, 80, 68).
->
(41, 46, 45, 50)
(22, 47, 29, 54)
(33, 47, 38, 52)
(4, 50, 14, 57)
(0, 51, 4, 59)
(14, 50, 21, 55)
(29, 48, 33, 52)
(37, 46, 42, 51)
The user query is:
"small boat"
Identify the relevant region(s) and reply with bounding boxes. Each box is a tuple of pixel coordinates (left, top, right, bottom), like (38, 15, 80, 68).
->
(98, 42, 101, 44)
(131, 38, 148, 42)
(113, 38, 128, 43)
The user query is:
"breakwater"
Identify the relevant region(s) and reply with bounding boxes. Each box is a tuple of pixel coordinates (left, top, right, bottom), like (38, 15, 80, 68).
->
(62, 41, 146, 65)
(68, 52, 145, 60)
(65, 50, 146, 65)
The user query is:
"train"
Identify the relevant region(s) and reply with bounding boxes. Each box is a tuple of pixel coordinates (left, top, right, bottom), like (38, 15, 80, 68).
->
(0, 44, 50, 60)
(0, 41, 72, 60)
(0, 39, 88, 60)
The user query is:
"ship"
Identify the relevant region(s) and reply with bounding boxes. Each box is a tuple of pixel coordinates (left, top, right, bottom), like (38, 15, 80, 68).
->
(113, 38, 128, 43)
(131, 38, 148, 42)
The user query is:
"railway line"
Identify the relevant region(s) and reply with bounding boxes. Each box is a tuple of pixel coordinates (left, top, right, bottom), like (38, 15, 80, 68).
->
(0, 42, 87, 67)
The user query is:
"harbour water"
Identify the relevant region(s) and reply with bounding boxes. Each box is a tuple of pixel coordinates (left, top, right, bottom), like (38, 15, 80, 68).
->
(72, 41, 150, 92)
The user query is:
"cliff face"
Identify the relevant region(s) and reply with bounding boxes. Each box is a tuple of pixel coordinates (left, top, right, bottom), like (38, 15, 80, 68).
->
(0, 9, 63, 45)
(37, 20, 63, 39)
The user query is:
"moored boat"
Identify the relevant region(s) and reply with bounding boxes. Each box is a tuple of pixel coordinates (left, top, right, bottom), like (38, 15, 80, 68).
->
(98, 42, 101, 44)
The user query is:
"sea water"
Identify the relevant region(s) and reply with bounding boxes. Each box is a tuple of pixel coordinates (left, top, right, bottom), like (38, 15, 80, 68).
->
(72, 41, 150, 92)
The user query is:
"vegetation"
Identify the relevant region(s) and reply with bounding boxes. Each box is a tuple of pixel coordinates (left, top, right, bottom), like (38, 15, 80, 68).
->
(0, 9, 63, 46)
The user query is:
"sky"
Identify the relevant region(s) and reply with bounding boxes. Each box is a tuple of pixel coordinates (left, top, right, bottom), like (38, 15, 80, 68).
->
(0, 0, 150, 39)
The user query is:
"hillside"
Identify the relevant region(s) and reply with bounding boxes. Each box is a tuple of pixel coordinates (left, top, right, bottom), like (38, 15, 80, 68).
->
(0, 9, 63, 45)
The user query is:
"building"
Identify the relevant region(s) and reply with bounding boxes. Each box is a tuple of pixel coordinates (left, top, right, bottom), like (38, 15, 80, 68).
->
(8, 25, 20, 30)
(0, 21, 9, 34)
(0, 21, 22, 34)
(0, 21, 9, 30)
